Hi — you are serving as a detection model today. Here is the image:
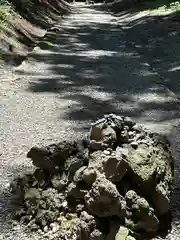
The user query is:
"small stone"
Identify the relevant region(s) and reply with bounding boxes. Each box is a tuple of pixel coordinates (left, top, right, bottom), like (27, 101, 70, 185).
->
(24, 188, 41, 204)
(74, 166, 87, 182)
(82, 168, 97, 185)
(124, 117, 135, 128)
(5, 182, 11, 191)
(103, 150, 111, 155)
(130, 141, 138, 148)
(133, 133, 143, 141)
(139, 139, 149, 145)
(132, 124, 143, 132)
(30, 223, 39, 231)
(90, 229, 104, 240)
(125, 190, 137, 205)
(116, 147, 129, 157)
(50, 222, 59, 233)
(115, 226, 129, 240)
(62, 200, 68, 209)
(128, 131, 135, 137)
(107, 148, 113, 153)
(76, 204, 85, 213)
(124, 125, 130, 131)
(37, 229, 43, 235)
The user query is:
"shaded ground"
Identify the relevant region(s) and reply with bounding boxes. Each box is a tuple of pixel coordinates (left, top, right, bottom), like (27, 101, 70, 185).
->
(1, 2, 180, 240)
(14, 4, 180, 132)
(108, 2, 180, 98)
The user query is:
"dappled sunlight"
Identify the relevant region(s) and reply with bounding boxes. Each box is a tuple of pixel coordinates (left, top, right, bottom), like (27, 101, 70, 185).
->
(119, 9, 180, 99)
(1, 3, 180, 239)
(14, 3, 180, 133)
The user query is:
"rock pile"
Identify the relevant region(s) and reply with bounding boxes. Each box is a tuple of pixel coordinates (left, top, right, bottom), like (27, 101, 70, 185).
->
(12, 114, 174, 239)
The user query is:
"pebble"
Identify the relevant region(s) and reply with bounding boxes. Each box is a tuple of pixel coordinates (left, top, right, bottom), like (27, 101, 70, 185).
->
(124, 116, 135, 127)
(124, 125, 130, 131)
(4, 182, 11, 191)
(111, 152, 116, 157)
(140, 139, 149, 145)
(103, 150, 111, 155)
(62, 200, 68, 209)
(134, 133, 143, 141)
(50, 222, 59, 233)
(107, 148, 112, 152)
(128, 131, 136, 137)
(132, 124, 143, 132)
(43, 226, 49, 233)
(130, 141, 138, 148)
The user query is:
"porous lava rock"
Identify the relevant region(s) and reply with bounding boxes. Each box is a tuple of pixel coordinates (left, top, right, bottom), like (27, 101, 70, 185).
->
(11, 114, 174, 240)
(84, 174, 126, 218)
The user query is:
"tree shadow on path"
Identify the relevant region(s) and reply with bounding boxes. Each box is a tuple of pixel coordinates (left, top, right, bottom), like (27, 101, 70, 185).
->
(13, 4, 180, 237)
(16, 4, 180, 133)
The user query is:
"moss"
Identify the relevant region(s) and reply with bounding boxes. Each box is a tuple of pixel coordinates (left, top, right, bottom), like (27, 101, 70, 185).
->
(127, 143, 173, 187)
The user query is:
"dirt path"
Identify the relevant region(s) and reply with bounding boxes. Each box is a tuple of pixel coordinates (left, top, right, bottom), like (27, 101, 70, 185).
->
(0, 3, 180, 240)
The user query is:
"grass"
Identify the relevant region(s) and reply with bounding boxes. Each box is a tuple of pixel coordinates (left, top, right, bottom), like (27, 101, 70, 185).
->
(144, 0, 180, 15)
(0, 0, 11, 23)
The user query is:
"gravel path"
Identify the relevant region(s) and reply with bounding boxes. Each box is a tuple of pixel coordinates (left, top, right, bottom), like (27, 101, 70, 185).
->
(0, 3, 180, 240)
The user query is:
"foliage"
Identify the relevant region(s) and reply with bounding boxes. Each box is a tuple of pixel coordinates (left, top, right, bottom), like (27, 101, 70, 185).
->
(0, 0, 11, 22)
(154, 0, 180, 9)
(142, 0, 180, 15)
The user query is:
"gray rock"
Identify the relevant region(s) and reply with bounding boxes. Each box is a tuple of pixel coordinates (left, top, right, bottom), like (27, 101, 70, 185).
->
(90, 229, 104, 240)
(51, 171, 68, 191)
(13, 114, 175, 236)
(77, 211, 96, 240)
(24, 188, 41, 205)
(67, 182, 88, 199)
(76, 204, 85, 213)
(27, 147, 56, 172)
(89, 116, 117, 147)
(119, 129, 129, 144)
(130, 141, 138, 149)
(115, 226, 129, 240)
(125, 191, 159, 233)
(82, 167, 97, 185)
(127, 143, 174, 192)
(132, 124, 144, 132)
(85, 149, 129, 182)
(123, 117, 135, 128)
(74, 166, 87, 182)
(152, 182, 171, 216)
(85, 175, 126, 217)
(34, 169, 48, 188)
(65, 156, 84, 181)
(41, 188, 63, 210)
(90, 119, 107, 142)
(125, 190, 138, 205)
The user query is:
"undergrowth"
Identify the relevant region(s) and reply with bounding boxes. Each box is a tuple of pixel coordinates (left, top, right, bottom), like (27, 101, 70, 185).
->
(0, 0, 11, 23)
(154, 0, 180, 10)
(143, 0, 180, 15)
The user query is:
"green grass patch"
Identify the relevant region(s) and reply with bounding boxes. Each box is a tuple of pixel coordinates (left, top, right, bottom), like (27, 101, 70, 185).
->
(143, 0, 180, 16)
(0, 1, 11, 23)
